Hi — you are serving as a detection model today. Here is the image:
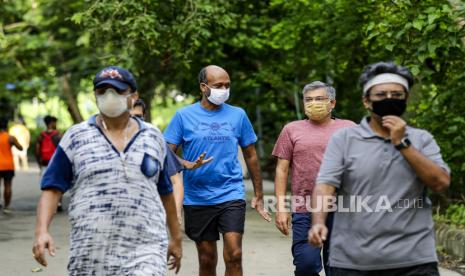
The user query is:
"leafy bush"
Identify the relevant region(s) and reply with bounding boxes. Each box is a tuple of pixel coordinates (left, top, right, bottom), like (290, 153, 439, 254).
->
(435, 203, 465, 227)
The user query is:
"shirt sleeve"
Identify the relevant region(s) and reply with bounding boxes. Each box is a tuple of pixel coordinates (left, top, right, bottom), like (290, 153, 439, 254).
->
(164, 111, 184, 146)
(156, 146, 179, 196)
(272, 125, 293, 161)
(419, 130, 451, 174)
(316, 129, 347, 188)
(41, 145, 73, 193)
(238, 110, 258, 147)
(165, 143, 183, 176)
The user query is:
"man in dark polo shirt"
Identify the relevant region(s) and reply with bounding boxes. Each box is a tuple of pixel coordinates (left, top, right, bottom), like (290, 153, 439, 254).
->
(309, 61, 450, 276)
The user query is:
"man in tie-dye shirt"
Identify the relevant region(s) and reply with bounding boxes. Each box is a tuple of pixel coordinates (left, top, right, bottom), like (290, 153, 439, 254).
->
(32, 66, 182, 275)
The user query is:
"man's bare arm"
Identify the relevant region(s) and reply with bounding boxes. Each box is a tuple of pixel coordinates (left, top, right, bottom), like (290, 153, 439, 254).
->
(9, 135, 23, 151)
(160, 193, 182, 273)
(242, 143, 271, 222)
(398, 146, 450, 192)
(308, 184, 336, 247)
(167, 143, 213, 170)
(170, 173, 184, 224)
(274, 158, 291, 235)
(33, 189, 61, 266)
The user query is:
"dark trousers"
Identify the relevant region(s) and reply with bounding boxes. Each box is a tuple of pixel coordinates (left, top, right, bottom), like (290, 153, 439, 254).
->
(331, 262, 440, 276)
(291, 212, 333, 276)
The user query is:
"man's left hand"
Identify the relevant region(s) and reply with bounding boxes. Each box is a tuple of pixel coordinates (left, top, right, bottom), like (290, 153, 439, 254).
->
(251, 196, 271, 222)
(382, 116, 406, 145)
(167, 237, 182, 274)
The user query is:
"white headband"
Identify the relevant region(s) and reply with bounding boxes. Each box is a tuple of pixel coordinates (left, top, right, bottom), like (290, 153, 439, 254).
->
(363, 73, 409, 95)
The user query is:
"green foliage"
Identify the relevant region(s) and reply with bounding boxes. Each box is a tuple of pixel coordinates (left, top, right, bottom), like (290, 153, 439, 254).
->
(0, 0, 107, 122)
(435, 203, 465, 227)
(0, 0, 47, 114)
(69, 0, 239, 121)
(0, 0, 464, 199)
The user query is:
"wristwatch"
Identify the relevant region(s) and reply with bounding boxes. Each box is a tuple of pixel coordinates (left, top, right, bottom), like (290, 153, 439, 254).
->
(394, 137, 411, 150)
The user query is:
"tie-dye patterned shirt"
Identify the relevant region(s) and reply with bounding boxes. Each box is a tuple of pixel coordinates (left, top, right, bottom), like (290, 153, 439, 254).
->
(41, 115, 177, 275)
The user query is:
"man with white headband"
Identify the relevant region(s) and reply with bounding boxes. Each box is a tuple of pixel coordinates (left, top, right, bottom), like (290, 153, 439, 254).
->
(309, 61, 450, 275)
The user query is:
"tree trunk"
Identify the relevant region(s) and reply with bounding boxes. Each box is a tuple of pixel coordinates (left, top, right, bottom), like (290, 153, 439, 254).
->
(0, 97, 14, 119)
(144, 97, 153, 123)
(58, 74, 83, 123)
(137, 75, 156, 123)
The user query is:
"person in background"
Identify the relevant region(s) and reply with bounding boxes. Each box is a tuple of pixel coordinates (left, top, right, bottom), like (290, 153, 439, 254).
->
(0, 118, 23, 213)
(131, 98, 185, 224)
(273, 81, 355, 276)
(9, 117, 31, 171)
(131, 99, 146, 121)
(35, 115, 61, 170)
(35, 115, 63, 211)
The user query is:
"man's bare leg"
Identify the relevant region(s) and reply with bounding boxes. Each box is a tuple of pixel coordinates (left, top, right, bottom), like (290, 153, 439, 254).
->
(223, 232, 243, 276)
(4, 179, 12, 209)
(196, 240, 218, 276)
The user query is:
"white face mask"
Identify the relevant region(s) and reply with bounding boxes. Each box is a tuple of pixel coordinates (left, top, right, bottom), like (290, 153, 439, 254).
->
(96, 88, 131, 118)
(206, 86, 230, 105)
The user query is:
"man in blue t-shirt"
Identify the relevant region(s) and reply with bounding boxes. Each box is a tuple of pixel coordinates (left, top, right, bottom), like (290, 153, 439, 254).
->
(164, 65, 271, 276)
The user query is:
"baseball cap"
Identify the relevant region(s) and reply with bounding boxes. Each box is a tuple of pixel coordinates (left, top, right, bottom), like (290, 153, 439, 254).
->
(93, 66, 137, 92)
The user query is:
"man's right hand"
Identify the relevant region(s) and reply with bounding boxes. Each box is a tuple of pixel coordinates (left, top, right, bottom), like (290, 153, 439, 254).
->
(308, 223, 328, 248)
(167, 237, 182, 274)
(275, 211, 290, 236)
(32, 231, 56, 266)
(183, 152, 213, 170)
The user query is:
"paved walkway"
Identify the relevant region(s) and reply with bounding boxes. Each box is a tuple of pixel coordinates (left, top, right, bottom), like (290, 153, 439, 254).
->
(0, 168, 461, 275)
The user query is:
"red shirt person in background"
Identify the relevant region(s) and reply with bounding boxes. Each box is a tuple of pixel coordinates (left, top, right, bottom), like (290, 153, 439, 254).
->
(35, 115, 61, 169)
(35, 115, 63, 211)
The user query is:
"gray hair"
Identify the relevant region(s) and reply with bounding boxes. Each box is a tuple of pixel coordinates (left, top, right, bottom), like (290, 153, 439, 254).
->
(302, 81, 336, 100)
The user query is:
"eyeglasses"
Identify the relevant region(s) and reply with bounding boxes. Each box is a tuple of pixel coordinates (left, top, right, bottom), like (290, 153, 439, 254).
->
(369, 91, 406, 100)
(304, 96, 330, 103)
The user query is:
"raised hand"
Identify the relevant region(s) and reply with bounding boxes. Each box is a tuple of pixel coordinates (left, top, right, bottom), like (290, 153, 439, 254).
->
(183, 152, 214, 170)
(382, 115, 406, 145)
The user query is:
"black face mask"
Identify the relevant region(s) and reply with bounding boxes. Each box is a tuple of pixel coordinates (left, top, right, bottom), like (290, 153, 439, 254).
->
(370, 99, 407, 117)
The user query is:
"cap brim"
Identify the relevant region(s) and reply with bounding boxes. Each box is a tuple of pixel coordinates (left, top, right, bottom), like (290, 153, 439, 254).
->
(94, 79, 129, 91)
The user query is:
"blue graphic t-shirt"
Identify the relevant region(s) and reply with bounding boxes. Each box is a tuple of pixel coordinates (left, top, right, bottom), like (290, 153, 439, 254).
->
(164, 102, 257, 205)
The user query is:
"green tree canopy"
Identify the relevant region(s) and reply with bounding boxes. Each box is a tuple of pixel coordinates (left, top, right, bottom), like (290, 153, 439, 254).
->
(1, 0, 464, 198)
